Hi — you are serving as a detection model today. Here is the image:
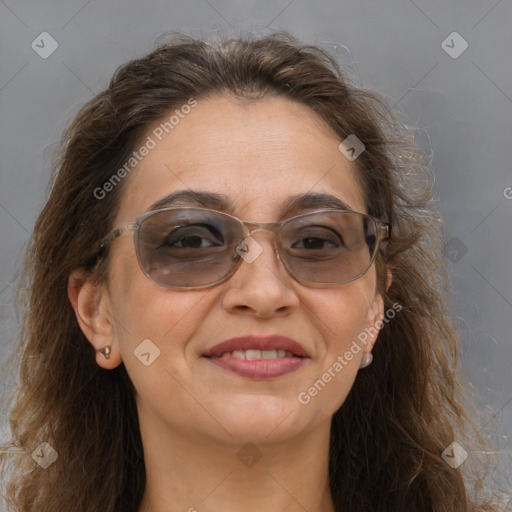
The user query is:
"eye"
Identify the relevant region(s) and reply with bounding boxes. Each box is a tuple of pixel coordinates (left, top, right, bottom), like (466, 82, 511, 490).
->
(292, 237, 338, 250)
(290, 227, 343, 250)
(158, 224, 225, 250)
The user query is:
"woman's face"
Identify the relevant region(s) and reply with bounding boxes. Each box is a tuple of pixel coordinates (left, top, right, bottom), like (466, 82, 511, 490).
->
(98, 95, 384, 445)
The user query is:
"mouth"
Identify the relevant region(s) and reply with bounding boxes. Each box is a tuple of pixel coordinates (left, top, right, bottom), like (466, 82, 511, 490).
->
(202, 335, 309, 379)
(214, 349, 299, 360)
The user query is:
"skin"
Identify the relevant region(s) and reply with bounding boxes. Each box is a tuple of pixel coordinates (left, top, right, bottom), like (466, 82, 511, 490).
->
(69, 95, 390, 512)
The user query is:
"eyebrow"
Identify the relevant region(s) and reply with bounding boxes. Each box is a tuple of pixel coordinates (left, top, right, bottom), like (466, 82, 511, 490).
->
(147, 189, 355, 217)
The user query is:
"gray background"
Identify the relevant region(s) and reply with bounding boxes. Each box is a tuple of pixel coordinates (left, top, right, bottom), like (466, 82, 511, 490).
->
(0, 0, 511, 501)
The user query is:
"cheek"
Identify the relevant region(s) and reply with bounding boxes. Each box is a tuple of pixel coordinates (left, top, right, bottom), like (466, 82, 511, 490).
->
(106, 268, 227, 436)
(113, 285, 205, 351)
(297, 279, 378, 413)
(107, 251, 207, 362)
(311, 279, 376, 352)
(109, 278, 214, 421)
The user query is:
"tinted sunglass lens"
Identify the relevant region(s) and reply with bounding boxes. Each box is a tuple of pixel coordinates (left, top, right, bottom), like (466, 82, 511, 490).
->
(136, 209, 243, 288)
(133, 209, 381, 288)
(280, 212, 376, 285)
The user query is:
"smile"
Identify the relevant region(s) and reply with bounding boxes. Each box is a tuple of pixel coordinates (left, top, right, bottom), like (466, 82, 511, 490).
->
(217, 349, 297, 360)
(202, 334, 310, 379)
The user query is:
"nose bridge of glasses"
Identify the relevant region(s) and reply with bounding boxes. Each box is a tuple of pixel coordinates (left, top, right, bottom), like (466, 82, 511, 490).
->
(242, 220, 282, 248)
(243, 222, 280, 255)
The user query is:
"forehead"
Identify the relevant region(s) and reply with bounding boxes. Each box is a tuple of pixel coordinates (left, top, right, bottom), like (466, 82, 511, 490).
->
(116, 95, 366, 222)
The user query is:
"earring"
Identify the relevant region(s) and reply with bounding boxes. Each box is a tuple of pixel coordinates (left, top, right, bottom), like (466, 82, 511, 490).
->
(359, 352, 373, 369)
(100, 345, 111, 359)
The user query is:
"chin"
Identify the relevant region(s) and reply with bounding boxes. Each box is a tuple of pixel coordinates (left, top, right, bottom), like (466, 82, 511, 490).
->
(210, 398, 309, 444)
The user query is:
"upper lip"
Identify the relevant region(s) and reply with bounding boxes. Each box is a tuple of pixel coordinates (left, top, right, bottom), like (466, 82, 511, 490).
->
(203, 335, 310, 358)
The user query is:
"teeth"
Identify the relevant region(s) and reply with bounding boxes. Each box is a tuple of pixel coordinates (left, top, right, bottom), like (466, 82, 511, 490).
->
(219, 349, 293, 360)
(245, 349, 262, 360)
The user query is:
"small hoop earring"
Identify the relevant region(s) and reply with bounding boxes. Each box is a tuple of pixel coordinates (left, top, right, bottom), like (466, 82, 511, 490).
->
(100, 345, 111, 359)
(359, 352, 373, 369)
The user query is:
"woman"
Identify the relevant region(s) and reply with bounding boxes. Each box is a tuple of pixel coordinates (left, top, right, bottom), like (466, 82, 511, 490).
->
(0, 32, 502, 511)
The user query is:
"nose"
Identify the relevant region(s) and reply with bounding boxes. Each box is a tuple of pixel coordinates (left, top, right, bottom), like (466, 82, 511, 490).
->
(220, 232, 300, 317)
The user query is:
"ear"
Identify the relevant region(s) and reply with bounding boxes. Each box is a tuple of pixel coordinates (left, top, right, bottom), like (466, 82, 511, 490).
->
(67, 269, 122, 369)
(385, 264, 393, 292)
(363, 264, 393, 356)
(363, 291, 384, 355)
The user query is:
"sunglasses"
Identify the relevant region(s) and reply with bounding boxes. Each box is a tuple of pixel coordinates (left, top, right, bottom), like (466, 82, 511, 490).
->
(99, 207, 391, 289)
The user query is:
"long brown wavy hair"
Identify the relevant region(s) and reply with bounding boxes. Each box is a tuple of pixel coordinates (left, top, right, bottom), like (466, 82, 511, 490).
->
(0, 31, 503, 511)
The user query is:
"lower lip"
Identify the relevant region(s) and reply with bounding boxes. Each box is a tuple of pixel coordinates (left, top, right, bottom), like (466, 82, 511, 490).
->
(205, 356, 307, 379)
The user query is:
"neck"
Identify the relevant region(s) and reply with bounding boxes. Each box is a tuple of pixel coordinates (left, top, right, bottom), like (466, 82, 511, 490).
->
(137, 415, 336, 512)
